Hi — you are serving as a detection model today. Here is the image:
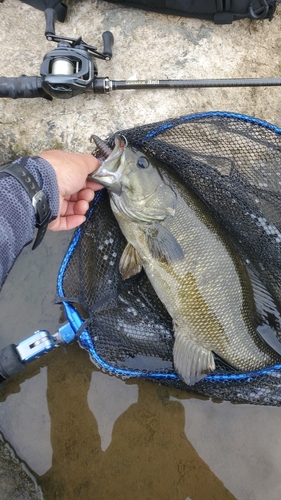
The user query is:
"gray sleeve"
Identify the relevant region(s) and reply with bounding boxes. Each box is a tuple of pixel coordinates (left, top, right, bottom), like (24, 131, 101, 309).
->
(0, 156, 60, 289)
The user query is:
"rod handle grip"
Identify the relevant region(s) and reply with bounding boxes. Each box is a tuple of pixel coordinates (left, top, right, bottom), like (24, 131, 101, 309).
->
(0, 344, 26, 381)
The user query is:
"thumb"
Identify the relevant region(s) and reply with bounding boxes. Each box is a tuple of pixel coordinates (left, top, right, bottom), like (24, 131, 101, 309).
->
(81, 153, 100, 176)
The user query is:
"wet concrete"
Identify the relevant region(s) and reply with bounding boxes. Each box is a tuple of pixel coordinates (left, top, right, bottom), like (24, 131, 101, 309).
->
(1, 0, 281, 498)
(0, 431, 42, 499)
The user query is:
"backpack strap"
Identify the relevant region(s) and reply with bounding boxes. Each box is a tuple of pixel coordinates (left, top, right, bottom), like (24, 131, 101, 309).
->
(20, 0, 67, 22)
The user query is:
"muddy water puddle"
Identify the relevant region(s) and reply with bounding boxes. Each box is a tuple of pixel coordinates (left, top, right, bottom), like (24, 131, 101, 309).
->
(1, 232, 281, 500)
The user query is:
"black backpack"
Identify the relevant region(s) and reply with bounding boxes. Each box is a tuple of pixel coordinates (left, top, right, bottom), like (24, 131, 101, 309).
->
(101, 0, 280, 23)
(19, 0, 281, 24)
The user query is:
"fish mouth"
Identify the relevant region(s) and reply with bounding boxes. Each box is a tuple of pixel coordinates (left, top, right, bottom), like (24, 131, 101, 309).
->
(88, 135, 126, 195)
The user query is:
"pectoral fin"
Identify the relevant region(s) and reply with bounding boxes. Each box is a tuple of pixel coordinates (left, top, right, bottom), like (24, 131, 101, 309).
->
(119, 243, 143, 280)
(144, 223, 184, 263)
(173, 328, 216, 386)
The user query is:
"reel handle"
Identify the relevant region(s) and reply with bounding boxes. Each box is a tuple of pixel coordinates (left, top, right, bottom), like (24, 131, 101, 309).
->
(45, 7, 57, 40)
(102, 31, 114, 60)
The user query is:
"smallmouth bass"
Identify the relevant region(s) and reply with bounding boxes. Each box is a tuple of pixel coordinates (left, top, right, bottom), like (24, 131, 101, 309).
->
(90, 135, 281, 386)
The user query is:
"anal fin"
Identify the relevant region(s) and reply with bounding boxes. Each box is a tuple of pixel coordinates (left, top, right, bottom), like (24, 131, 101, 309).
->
(119, 243, 143, 280)
(173, 328, 215, 386)
(248, 268, 281, 355)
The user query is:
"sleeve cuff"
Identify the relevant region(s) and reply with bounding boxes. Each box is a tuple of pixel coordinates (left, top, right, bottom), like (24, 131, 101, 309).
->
(13, 155, 60, 220)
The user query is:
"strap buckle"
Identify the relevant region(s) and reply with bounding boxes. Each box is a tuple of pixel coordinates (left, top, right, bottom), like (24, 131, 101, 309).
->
(249, 0, 269, 19)
(0, 160, 52, 250)
(32, 190, 52, 249)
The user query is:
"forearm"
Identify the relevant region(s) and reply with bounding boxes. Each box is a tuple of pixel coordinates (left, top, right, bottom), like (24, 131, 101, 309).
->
(0, 156, 59, 289)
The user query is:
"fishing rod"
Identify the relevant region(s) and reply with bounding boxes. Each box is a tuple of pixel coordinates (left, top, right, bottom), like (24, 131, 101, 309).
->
(1, 7, 281, 101)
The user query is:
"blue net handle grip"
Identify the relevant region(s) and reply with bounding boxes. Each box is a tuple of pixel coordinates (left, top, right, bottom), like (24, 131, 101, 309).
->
(0, 323, 75, 382)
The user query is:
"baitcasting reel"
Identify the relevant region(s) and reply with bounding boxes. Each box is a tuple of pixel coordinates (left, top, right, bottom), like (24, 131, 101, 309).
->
(40, 8, 113, 98)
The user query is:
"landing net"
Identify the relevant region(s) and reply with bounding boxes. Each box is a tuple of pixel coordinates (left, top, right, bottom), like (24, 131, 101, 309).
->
(57, 111, 281, 406)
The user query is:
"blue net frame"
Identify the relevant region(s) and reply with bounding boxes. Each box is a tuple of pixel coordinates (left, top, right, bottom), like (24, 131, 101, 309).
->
(56, 111, 281, 405)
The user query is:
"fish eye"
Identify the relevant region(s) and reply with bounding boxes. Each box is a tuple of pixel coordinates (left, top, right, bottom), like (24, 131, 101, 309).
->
(137, 157, 149, 169)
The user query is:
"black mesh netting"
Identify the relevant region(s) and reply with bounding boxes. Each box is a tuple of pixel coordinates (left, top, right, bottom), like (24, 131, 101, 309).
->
(58, 111, 281, 406)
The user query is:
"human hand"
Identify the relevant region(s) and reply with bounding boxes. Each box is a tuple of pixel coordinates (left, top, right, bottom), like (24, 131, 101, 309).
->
(39, 150, 102, 231)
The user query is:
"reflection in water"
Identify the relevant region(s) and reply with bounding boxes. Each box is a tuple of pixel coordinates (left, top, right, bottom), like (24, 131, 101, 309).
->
(87, 373, 139, 451)
(0, 366, 52, 475)
(3, 340, 281, 499)
(37, 344, 235, 500)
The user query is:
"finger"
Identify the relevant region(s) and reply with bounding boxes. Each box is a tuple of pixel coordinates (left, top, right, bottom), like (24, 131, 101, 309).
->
(66, 186, 99, 203)
(76, 187, 95, 203)
(48, 214, 86, 231)
(84, 154, 100, 176)
(73, 199, 90, 215)
(61, 199, 90, 217)
(59, 196, 91, 216)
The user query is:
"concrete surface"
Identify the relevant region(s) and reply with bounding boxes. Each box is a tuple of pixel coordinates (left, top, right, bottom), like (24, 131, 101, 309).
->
(0, 431, 43, 499)
(1, 0, 281, 164)
(1, 0, 281, 498)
